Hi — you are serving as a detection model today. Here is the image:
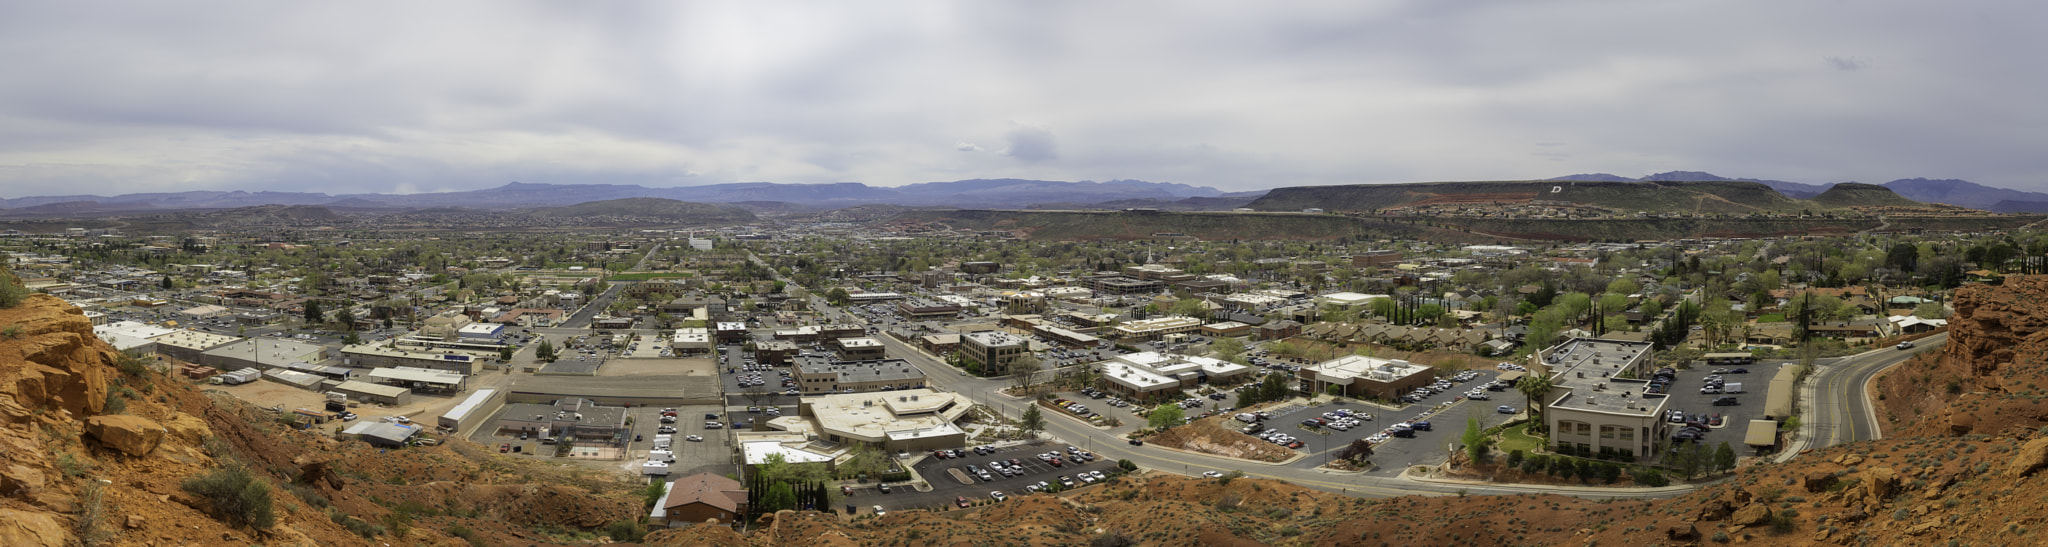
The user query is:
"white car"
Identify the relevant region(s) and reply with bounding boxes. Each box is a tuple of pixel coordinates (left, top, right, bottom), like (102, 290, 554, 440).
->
(1201, 471, 1224, 478)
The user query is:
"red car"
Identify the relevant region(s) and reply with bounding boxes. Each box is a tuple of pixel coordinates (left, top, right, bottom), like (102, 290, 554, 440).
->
(1049, 458, 1063, 467)
(955, 496, 972, 508)
(499, 443, 511, 453)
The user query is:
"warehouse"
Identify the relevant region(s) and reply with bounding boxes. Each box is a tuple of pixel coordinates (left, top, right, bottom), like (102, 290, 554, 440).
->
(366, 367, 466, 393)
(331, 380, 413, 406)
(438, 389, 503, 435)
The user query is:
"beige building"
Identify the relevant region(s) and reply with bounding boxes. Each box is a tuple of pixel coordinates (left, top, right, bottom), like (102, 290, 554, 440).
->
(1537, 338, 1668, 461)
(1110, 316, 1202, 341)
(961, 331, 1029, 370)
(764, 389, 971, 452)
(1097, 351, 1253, 400)
(1294, 355, 1434, 399)
(791, 354, 926, 394)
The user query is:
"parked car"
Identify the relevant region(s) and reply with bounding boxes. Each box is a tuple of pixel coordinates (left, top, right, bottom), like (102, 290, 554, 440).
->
(1496, 405, 1517, 414)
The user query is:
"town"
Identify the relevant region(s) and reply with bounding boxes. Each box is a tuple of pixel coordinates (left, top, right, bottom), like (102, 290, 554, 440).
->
(3, 213, 1998, 532)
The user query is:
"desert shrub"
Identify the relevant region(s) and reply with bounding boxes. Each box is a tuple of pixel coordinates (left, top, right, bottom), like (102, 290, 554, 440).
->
(330, 510, 384, 538)
(0, 271, 29, 309)
(1631, 467, 1669, 487)
(1506, 449, 1525, 468)
(57, 452, 94, 478)
(283, 483, 330, 510)
(0, 325, 22, 339)
(607, 520, 649, 542)
(103, 391, 127, 414)
(181, 464, 276, 529)
(77, 479, 113, 546)
(1218, 470, 1245, 485)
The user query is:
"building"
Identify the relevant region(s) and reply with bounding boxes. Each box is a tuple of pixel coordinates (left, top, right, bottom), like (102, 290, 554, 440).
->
(458, 323, 504, 340)
(340, 422, 419, 448)
(791, 354, 927, 394)
(652, 473, 747, 527)
(1258, 320, 1303, 341)
(961, 332, 1029, 371)
(1110, 316, 1202, 341)
(1083, 275, 1163, 295)
(895, 298, 962, 318)
(340, 344, 487, 375)
(1032, 325, 1102, 348)
(365, 367, 467, 393)
(918, 333, 961, 355)
(671, 328, 712, 353)
(768, 389, 971, 452)
(93, 320, 177, 354)
(1201, 321, 1253, 338)
(714, 322, 750, 344)
(1096, 351, 1253, 400)
(1350, 250, 1403, 267)
(833, 337, 886, 360)
(200, 338, 331, 372)
(960, 261, 1001, 275)
(494, 398, 630, 443)
(438, 388, 503, 434)
(1294, 355, 1434, 399)
(1315, 292, 1386, 311)
(755, 340, 800, 364)
(1536, 338, 1667, 461)
(151, 330, 244, 364)
(331, 380, 412, 406)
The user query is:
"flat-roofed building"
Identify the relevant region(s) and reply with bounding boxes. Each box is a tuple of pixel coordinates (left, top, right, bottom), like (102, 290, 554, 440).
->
(755, 340, 800, 364)
(1110, 316, 1202, 341)
(833, 337, 886, 361)
(340, 422, 418, 448)
(200, 338, 330, 372)
(791, 354, 927, 394)
(152, 330, 244, 363)
(1536, 338, 1667, 461)
(961, 332, 1029, 371)
(94, 320, 177, 354)
(458, 323, 503, 340)
(772, 389, 970, 452)
(918, 333, 961, 355)
(1316, 292, 1386, 310)
(1201, 321, 1253, 338)
(714, 322, 750, 344)
(1295, 355, 1433, 399)
(438, 388, 503, 434)
(1033, 325, 1101, 348)
(1350, 250, 1402, 267)
(671, 328, 711, 353)
(366, 367, 468, 393)
(340, 344, 487, 375)
(896, 298, 962, 318)
(495, 397, 629, 443)
(1084, 275, 1163, 295)
(331, 380, 412, 406)
(1097, 351, 1253, 400)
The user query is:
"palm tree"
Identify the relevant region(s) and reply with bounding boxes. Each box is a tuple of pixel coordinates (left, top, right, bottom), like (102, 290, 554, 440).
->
(1516, 374, 1554, 423)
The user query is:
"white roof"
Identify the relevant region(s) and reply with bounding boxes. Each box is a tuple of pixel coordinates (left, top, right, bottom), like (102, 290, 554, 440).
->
(741, 441, 835, 465)
(367, 367, 464, 385)
(441, 389, 497, 423)
(334, 380, 409, 398)
(458, 323, 501, 335)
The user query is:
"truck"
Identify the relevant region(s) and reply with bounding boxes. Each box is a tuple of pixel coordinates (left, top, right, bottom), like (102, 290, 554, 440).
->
(1723, 382, 1745, 394)
(324, 391, 348, 412)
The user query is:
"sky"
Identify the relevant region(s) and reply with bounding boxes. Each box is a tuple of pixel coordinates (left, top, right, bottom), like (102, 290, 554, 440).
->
(3, 1, 2047, 198)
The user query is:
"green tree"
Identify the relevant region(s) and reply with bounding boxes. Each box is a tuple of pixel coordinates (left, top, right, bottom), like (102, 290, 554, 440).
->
(758, 482, 797, 513)
(535, 338, 557, 362)
(1912, 301, 1949, 319)
(1516, 374, 1553, 422)
(1211, 336, 1247, 364)
(498, 345, 514, 361)
(825, 287, 851, 307)
(1147, 403, 1185, 429)
(1712, 442, 1737, 475)
(1020, 405, 1046, 438)
(344, 331, 363, 345)
(1460, 416, 1490, 463)
(303, 300, 324, 326)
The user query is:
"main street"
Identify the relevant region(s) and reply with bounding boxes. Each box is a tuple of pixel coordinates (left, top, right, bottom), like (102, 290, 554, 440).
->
(1810, 333, 1946, 448)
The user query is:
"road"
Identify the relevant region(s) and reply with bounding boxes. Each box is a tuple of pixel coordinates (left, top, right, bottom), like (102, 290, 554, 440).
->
(1810, 333, 1946, 448)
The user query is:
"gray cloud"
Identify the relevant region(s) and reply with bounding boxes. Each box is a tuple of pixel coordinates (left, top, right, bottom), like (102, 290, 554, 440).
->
(0, 1, 2045, 197)
(1001, 125, 1058, 163)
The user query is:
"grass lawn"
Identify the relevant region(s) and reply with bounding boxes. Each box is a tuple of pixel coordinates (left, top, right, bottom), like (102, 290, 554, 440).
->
(1497, 421, 1544, 454)
(1755, 313, 1785, 323)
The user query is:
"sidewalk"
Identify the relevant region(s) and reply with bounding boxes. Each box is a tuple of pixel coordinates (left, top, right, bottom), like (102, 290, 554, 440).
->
(1397, 467, 1704, 496)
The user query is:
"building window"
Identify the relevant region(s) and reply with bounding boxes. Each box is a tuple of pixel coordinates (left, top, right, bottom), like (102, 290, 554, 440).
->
(1575, 422, 1590, 435)
(1619, 428, 1634, 442)
(1599, 425, 1615, 439)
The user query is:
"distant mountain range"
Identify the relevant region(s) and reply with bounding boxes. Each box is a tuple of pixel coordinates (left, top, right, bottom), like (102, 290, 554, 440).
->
(0, 178, 1257, 216)
(1549, 171, 2048, 211)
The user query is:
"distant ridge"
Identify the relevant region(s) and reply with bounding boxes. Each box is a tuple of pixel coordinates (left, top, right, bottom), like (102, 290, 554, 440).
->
(520, 197, 756, 225)
(1546, 171, 1834, 198)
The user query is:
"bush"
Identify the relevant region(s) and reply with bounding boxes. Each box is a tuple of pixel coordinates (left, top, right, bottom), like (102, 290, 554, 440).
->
(330, 510, 384, 538)
(103, 391, 127, 414)
(1506, 449, 1525, 468)
(77, 479, 112, 546)
(1118, 459, 1138, 472)
(182, 464, 276, 529)
(0, 271, 30, 309)
(1631, 467, 1669, 487)
(606, 520, 648, 542)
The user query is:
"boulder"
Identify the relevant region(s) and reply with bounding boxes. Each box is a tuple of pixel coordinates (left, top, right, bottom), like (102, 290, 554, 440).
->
(1665, 524, 1701, 541)
(1730, 503, 1772, 527)
(85, 415, 165, 457)
(1836, 453, 1865, 466)
(1803, 471, 1838, 493)
(1698, 499, 1734, 521)
(0, 509, 67, 547)
(0, 464, 47, 493)
(2006, 437, 2048, 477)
(1948, 413, 1975, 435)
(162, 412, 211, 445)
(1866, 467, 1899, 500)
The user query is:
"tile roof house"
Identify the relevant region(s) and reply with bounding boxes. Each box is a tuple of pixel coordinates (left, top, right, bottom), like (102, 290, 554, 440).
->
(654, 472, 748, 527)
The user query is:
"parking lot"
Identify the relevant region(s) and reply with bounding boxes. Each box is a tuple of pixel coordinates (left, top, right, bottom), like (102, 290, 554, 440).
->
(1216, 367, 1533, 474)
(877, 441, 1121, 513)
(716, 345, 802, 407)
(1653, 362, 1771, 454)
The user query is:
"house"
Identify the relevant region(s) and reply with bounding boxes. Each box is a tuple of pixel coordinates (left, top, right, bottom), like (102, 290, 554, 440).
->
(653, 473, 748, 527)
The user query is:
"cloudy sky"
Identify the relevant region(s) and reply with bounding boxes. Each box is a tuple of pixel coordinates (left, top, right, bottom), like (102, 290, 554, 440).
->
(3, 1, 2045, 197)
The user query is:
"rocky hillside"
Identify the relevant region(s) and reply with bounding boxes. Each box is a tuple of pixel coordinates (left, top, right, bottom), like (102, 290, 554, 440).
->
(0, 294, 642, 546)
(1879, 275, 2048, 439)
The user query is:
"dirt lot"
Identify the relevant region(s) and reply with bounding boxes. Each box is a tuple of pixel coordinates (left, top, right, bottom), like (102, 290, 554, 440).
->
(1148, 414, 1297, 463)
(596, 356, 715, 377)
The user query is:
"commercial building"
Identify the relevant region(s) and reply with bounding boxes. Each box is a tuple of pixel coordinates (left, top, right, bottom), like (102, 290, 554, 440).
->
(340, 422, 419, 448)
(671, 328, 711, 353)
(93, 320, 177, 354)
(1201, 321, 1253, 338)
(755, 340, 800, 364)
(1294, 355, 1434, 399)
(961, 332, 1029, 371)
(1033, 325, 1102, 348)
(494, 397, 630, 443)
(767, 389, 971, 452)
(833, 337, 886, 361)
(200, 338, 331, 372)
(365, 367, 468, 393)
(1316, 292, 1387, 310)
(1536, 338, 1667, 461)
(151, 330, 244, 364)
(791, 354, 928, 394)
(458, 323, 504, 340)
(331, 380, 412, 406)
(714, 322, 750, 344)
(1110, 316, 1203, 341)
(438, 388, 503, 434)
(895, 298, 962, 318)
(339, 344, 488, 375)
(1096, 351, 1253, 400)
(1083, 275, 1163, 295)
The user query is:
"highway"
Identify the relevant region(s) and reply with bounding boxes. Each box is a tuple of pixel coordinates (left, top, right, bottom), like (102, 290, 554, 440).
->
(1810, 333, 1946, 448)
